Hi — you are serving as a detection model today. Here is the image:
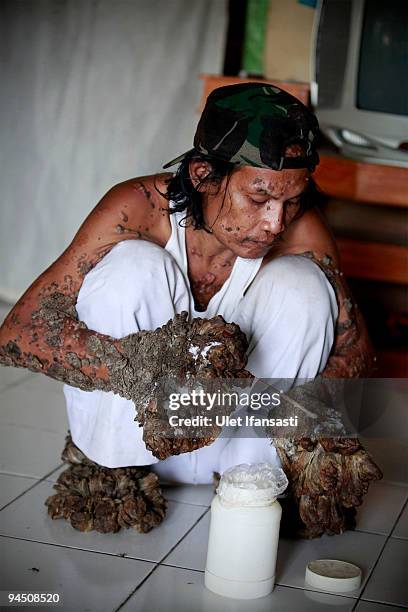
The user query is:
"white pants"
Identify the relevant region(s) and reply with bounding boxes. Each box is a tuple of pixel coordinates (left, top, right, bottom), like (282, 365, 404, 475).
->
(64, 240, 337, 484)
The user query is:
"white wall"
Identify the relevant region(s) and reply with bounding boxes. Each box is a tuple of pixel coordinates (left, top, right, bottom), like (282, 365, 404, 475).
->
(0, 0, 227, 301)
(265, 0, 315, 82)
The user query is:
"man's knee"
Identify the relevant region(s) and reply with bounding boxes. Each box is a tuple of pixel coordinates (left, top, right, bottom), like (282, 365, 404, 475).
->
(75, 240, 183, 335)
(242, 255, 338, 378)
(90, 240, 172, 286)
(249, 255, 336, 316)
(78, 240, 174, 302)
(243, 254, 338, 345)
(253, 255, 320, 290)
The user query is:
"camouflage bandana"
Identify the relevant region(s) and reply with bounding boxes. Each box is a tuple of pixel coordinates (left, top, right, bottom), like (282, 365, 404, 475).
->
(163, 82, 320, 172)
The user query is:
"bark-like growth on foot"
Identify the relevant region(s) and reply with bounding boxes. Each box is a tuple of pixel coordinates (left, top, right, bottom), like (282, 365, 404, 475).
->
(262, 248, 383, 538)
(274, 436, 382, 538)
(45, 434, 167, 534)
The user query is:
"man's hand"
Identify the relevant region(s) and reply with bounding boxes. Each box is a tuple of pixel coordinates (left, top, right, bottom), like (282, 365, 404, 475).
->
(110, 312, 252, 459)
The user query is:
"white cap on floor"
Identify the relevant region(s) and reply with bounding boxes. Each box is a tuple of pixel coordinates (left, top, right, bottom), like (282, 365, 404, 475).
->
(305, 559, 362, 593)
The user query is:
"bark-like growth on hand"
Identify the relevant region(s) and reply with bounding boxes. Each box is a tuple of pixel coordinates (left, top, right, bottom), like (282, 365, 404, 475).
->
(125, 312, 252, 459)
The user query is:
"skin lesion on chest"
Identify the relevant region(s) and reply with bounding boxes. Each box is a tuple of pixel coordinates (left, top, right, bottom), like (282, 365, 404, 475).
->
(184, 220, 237, 311)
(188, 267, 234, 312)
(188, 272, 223, 312)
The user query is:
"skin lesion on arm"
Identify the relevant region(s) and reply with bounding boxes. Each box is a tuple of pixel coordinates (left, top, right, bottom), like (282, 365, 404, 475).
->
(0, 289, 117, 389)
(0, 242, 125, 391)
(0, 176, 171, 391)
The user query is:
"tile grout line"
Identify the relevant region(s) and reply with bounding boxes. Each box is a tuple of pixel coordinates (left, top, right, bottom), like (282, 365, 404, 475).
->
(156, 560, 370, 603)
(113, 493, 407, 611)
(275, 580, 360, 601)
(0, 533, 159, 564)
(155, 562, 371, 603)
(161, 489, 213, 509)
(3, 531, 403, 610)
(351, 597, 359, 612)
(0, 464, 65, 511)
(389, 495, 408, 539)
(274, 582, 359, 603)
(356, 494, 408, 605)
(158, 507, 210, 566)
(0, 470, 213, 511)
(159, 562, 205, 574)
(1, 477, 401, 538)
(147, 501, 408, 609)
(114, 507, 210, 611)
(2, 501, 406, 609)
(353, 527, 401, 537)
(0, 464, 65, 478)
(0, 503, 211, 565)
(162, 501, 211, 509)
(165, 501, 210, 507)
(113, 562, 162, 612)
(358, 599, 408, 610)
(387, 535, 408, 542)
(2, 458, 406, 609)
(0, 471, 49, 481)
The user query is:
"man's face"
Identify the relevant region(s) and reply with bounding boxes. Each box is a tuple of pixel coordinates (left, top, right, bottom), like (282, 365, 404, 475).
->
(202, 165, 309, 258)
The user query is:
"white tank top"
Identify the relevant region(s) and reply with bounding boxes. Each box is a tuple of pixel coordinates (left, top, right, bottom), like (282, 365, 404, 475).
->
(164, 208, 264, 322)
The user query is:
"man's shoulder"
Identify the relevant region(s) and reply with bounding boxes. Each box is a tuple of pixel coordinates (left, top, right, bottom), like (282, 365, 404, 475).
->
(68, 172, 173, 252)
(106, 172, 173, 211)
(91, 172, 173, 247)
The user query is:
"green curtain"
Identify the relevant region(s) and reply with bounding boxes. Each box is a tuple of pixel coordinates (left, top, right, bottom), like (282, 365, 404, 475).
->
(242, 0, 269, 75)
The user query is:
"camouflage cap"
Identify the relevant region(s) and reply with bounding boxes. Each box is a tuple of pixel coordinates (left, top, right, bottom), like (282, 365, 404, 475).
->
(163, 82, 319, 172)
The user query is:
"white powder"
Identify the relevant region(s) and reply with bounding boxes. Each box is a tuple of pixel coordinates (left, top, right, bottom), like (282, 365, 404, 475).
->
(200, 341, 222, 359)
(188, 341, 222, 362)
(188, 345, 200, 360)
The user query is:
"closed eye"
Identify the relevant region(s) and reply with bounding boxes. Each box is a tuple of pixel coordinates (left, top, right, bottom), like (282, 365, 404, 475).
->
(248, 195, 302, 206)
(286, 197, 301, 206)
(249, 196, 268, 205)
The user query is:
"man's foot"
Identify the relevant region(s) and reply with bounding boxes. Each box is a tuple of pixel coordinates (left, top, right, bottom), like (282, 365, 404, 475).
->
(45, 433, 167, 534)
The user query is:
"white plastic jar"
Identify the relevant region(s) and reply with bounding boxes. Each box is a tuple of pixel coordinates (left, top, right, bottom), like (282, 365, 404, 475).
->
(205, 462, 288, 600)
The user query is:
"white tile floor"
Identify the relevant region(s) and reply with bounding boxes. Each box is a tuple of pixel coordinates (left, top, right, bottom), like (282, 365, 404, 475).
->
(0, 303, 408, 612)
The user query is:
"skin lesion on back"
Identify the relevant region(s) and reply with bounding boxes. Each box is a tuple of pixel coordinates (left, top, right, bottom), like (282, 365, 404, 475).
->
(0, 174, 172, 388)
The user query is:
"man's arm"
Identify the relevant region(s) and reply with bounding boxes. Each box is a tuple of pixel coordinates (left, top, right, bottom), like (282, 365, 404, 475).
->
(0, 176, 171, 388)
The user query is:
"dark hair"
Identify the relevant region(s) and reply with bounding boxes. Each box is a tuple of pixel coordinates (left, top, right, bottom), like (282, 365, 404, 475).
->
(163, 149, 234, 232)
(163, 149, 319, 231)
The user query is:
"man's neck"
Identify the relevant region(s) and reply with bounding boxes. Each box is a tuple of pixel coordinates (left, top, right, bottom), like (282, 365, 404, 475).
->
(185, 223, 236, 268)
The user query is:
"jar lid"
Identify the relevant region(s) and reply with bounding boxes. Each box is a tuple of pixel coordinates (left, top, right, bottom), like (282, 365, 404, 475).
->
(217, 462, 288, 506)
(305, 559, 362, 593)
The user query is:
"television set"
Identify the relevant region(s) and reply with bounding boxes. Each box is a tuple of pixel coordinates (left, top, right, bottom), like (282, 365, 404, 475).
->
(311, 0, 408, 167)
